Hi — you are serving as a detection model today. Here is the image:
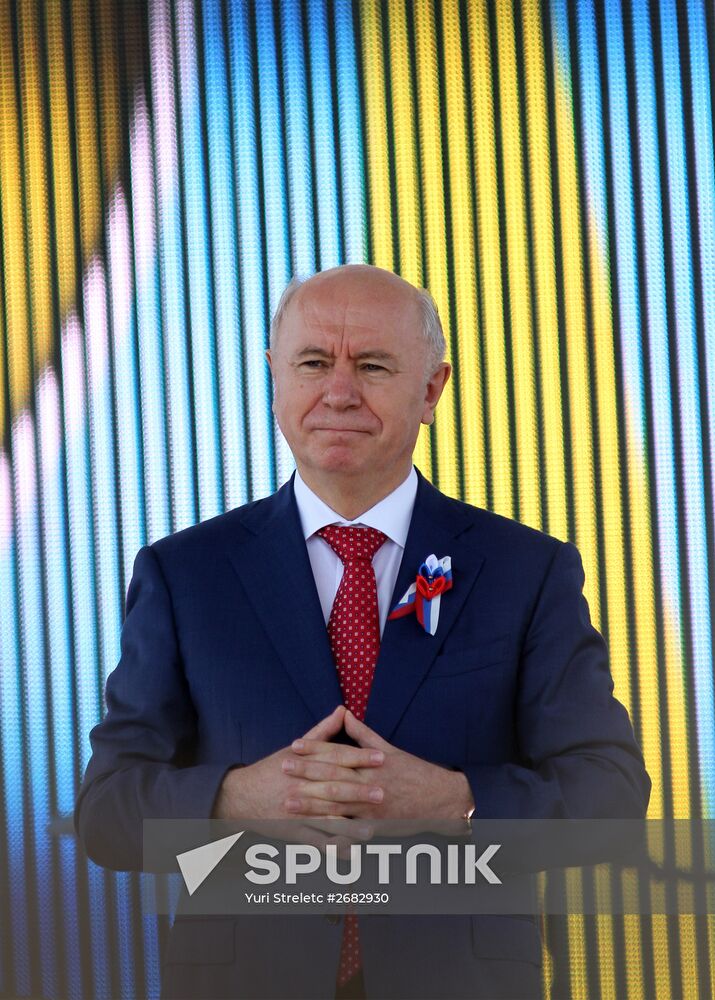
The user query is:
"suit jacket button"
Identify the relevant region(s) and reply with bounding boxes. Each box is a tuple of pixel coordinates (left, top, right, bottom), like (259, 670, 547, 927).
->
(325, 914, 341, 925)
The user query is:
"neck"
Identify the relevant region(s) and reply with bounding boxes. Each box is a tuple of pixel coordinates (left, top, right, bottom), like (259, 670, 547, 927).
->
(296, 463, 413, 520)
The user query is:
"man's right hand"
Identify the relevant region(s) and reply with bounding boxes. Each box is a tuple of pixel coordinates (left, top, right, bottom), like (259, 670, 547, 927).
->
(211, 705, 383, 852)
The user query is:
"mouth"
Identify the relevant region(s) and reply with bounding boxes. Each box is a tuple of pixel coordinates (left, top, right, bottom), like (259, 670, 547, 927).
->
(312, 427, 370, 434)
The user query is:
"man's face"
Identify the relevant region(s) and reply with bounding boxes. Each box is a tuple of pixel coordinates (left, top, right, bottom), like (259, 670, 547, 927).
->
(266, 269, 450, 486)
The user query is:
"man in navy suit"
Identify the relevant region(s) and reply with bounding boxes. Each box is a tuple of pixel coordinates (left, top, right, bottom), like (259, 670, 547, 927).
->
(75, 265, 650, 999)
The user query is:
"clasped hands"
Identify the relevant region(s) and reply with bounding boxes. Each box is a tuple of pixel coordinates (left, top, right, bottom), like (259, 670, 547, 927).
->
(214, 705, 474, 854)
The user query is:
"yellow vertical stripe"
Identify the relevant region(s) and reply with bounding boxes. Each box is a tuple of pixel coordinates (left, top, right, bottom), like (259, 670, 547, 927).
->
(439, 0, 485, 507)
(412, 0, 456, 495)
(594, 874, 620, 1000)
(625, 416, 663, 820)
(663, 618, 692, 818)
(585, 209, 632, 713)
(46, 0, 77, 318)
(71, 0, 102, 258)
(360, 0, 393, 272)
(466, 0, 512, 517)
(622, 874, 646, 1000)
(678, 914, 699, 1000)
(385, 0, 421, 283)
(0, 0, 30, 415)
(521, 0, 567, 540)
(19, 0, 52, 364)
(551, 30, 599, 621)
(384, 0, 431, 476)
(565, 872, 588, 1000)
(651, 914, 674, 1000)
(46, 0, 77, 316)
(96, 0, 120, 190)
(0, 0, 11, 440)
(495, 0, 540, 529)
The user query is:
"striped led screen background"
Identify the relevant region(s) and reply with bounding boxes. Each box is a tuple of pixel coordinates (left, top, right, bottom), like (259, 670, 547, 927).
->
(0, 0, 713, 997)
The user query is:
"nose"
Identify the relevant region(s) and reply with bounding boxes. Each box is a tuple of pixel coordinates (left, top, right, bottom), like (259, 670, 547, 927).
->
(322, 363, 361, 409)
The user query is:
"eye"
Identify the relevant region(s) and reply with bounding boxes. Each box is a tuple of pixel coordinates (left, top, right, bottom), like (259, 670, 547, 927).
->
(300, 359, 328, 369)
(361, 363, 388, 373)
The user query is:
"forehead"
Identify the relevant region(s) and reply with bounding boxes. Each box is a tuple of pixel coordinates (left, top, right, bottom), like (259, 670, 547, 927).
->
(283, 278, 423, 350)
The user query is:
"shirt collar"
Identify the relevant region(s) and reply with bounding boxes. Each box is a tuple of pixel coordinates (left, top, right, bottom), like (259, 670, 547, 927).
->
(293, 466, 418, 549)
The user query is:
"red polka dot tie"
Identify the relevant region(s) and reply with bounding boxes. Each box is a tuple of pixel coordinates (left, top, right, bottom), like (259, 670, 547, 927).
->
(317, 524, 387, 987)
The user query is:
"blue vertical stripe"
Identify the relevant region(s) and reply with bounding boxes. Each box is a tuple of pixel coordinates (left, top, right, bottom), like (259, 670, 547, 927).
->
(0, 517, 31, 995)
(14, 419, 56, 996)
(630, 0, 684, 655)
(279, 0, 317, 276)
(150, 0, 197, 530)
(306, 0, 342, 268)
(604, 0, 647, 467)
(176, 0, 223, 522)
(334, 0, 367, 262)
(255, 0, 295, 487)
(201, 0, 249, 511)
(129, 90, 171, 543)
(37, 374, 82, 998)
(227, 0, 275, 499)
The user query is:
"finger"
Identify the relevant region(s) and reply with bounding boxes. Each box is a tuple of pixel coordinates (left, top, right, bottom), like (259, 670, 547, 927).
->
(302, 828, 356, 856)
(285, 781, 383, 811)
(296, 779, 383, 806)
(343, 709, 389, 750)
(282, 759, 361, 783)
(303, 816, 374, 840)
(283, 793, 375, 818)
(301, 705, 346, 741)
(283, 747, 384, 773)
(288, 824, 353, 854)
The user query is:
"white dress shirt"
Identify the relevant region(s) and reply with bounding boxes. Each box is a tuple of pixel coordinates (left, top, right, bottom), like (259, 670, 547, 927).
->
(293, 467, 418, 636)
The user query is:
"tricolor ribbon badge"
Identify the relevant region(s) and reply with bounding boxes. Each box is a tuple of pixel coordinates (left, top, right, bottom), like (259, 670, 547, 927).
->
(388, 554, 452, 636)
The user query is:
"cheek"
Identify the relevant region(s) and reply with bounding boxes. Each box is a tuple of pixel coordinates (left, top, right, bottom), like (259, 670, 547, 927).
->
(379, 395, 422, 433)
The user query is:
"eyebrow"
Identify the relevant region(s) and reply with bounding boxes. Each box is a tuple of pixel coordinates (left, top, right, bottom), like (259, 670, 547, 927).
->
(294, 346, 397, 362)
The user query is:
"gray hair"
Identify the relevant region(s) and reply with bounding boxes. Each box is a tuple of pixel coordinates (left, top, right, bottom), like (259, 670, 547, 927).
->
(269, 273, 446, 378)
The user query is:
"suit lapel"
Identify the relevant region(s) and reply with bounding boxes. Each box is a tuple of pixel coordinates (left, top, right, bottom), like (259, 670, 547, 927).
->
(365, 472, 486, 742)
(226, 477, 343, 723)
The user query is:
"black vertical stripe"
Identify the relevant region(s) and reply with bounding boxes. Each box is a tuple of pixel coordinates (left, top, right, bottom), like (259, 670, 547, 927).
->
(326, 0, 347, 265)
(300, 0, 325, 272)
(542, 0, 576, 546)
(221, 0, 255, 504)
(458, 0, 492, 512)
(432, 0, 466, 499)
(487, 0, 519, 522)
(248, 0, 279, 495)
(168, 0, 201, 528)
(194, 0, 226, 513)
(513, 0, 547, 532)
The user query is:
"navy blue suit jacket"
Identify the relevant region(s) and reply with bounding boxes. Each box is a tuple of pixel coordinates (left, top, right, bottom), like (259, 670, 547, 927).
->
(75, 471, 650, 999)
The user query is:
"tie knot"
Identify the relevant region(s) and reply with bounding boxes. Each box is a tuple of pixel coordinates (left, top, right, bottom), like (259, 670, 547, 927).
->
(317, 525, 387, 564)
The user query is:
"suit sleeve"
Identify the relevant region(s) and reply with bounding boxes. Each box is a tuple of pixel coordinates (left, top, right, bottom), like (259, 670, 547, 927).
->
(74, 545, 237, 871)
(460, 541, 651, 819)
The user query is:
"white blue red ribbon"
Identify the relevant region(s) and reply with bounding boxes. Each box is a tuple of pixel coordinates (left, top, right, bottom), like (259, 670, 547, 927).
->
(388, 554, 452, 636)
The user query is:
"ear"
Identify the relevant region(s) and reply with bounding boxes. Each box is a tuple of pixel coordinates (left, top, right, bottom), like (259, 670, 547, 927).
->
(265, 348, 274, 376)
(421, 362, 451, 425)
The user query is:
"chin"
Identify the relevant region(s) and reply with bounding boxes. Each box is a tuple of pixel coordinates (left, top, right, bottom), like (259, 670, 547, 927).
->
(313, 449, 368, 475)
